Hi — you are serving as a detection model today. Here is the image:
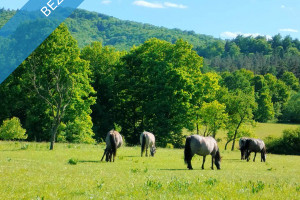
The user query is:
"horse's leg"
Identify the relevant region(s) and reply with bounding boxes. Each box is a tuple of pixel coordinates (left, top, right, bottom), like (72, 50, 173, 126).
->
(253, 152, 256, 162)
(109, 150, 112, 162)
(101, 149, 107, 161)
(247, 151, 251, 162)
(261, 151, 265, 162)
(113, 150, 116, 162)
(188, 155, 193, 170)
(146, 147, 148, 157)
(202, 156, 206, 170)
(211, 155, 214, 170)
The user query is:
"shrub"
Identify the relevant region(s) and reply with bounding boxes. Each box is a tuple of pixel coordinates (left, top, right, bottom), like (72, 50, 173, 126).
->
(266, 127, 300, 155)
(165, 143, 174, 149)
(68, 158, 78, 165)
(0, 117, 27, 140)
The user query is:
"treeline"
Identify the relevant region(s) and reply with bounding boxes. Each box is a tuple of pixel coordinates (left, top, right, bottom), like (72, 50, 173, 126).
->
(1, 23, 299, 149)
(204, 35, 300, 81)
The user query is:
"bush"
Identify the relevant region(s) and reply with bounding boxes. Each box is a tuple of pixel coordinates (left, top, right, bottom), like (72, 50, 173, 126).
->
(165, 143, 174, 149)
(0, 117, 27, 140)
(68, 158, 78, 165)
(266, 127, 300, 155)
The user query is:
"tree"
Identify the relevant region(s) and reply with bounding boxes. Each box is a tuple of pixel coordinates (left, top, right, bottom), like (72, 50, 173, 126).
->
(192, 72, 221, 135)
(81, 42, 122, 141)
(224, 91, 257, 150)
(281, 71, 300, 91)
(0, 117, 27, 140)
(198, 100, 228, 138)
(252, 75, 275, 122)
(23, 24, 96, 150)
(116, 38, 203, 146)
(280, 91, 300, 123)
(254, 87, 274, 122)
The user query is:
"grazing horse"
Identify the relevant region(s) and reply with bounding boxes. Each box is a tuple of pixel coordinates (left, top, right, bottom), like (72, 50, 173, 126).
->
(244, 138, 266, 162)
(101, 130, 123, 162)
(239, 137, 249, 160)
(184, 135, 221, 170)
(140, 131, 156, 157)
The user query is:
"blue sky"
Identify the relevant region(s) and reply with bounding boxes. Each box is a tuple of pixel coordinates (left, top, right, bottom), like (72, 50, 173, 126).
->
(1, 0, 300, 39)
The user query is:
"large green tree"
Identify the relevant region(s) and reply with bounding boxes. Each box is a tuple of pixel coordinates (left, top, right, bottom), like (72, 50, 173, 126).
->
(116, 38, 203, 146)
(23, 24, 96, 149)
(81, 42, 122, 141)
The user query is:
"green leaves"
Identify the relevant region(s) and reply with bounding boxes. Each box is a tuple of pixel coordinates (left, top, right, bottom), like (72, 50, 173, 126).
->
(116, 38, 203, 146)
(0, 117, 27, 140)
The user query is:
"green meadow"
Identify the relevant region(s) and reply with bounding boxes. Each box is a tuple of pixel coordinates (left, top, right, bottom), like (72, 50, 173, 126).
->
(0, 123, 299, 199)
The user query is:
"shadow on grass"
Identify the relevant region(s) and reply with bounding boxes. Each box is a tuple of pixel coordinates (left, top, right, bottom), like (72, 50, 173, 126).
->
(158, 168, 202, 171)
(122, 156, 140, 158)
(223, 158, 240, 161)
(78, 160, 101, 163)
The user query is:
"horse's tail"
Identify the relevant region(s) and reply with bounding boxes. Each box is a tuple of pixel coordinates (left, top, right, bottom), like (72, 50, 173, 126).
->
(184, 136, 192, 164)
(110, 133, 117, 157)
(141, 133, 146, 155)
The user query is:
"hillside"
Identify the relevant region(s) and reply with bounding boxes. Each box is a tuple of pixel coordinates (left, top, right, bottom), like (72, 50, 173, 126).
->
(0, 8, 220, 50)
(65, 9, 220, 50)
(1, 8, 300, 79)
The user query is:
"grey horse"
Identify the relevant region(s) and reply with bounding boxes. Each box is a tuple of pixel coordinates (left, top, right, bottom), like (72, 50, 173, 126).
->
(101, 130, 123, 162)
(184, 135, 221, 170)
(140, 131, 156, 157)
(244, 138, 266, 162)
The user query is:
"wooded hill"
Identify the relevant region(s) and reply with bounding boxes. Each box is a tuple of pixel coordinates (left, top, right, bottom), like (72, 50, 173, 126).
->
(1, 8, 299, 80)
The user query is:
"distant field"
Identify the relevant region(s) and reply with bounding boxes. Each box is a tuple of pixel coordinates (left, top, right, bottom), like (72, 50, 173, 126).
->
(253, 123, 300, 138)
(0, 141, 299, 199)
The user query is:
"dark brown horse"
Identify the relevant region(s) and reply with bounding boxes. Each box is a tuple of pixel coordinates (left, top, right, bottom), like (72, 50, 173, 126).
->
(101, 130, 123, 162)
(244, 138, 266, 162)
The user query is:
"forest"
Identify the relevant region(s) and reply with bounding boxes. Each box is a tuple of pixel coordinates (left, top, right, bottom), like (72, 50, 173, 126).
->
(0, 8, 299, 149)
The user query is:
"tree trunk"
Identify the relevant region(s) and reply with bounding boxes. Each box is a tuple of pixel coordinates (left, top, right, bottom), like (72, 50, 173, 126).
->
(231, 119, 243, 151)
(196, 114, 199, 135)
(225, 138, 234, 150)
(49, 111, 61, 150)
(49, 122, 59, 150)
(212, 131, 216, 138)
(231, 128, 239, 151)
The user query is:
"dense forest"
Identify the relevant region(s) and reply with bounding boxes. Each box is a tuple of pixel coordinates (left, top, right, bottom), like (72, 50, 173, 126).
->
(0, 8, 299, 149)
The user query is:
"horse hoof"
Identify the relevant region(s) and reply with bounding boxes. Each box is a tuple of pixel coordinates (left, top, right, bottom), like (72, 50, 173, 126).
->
(188, 168, 193, 170)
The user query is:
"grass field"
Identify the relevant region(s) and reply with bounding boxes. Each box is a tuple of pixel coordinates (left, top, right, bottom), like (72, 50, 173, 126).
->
(0, 123, 299, 199)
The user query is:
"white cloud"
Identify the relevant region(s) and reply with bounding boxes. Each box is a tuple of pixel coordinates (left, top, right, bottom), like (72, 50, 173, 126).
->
(133, 1, 187, 9)
(101, 0, 112, 4)
(164, 2, 187, 9)
(279, 28, 298, 33)
(133, 1, 164, 8)
(220, 31, 272, 40)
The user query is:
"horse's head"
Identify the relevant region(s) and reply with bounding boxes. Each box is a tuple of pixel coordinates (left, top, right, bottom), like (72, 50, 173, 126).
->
(150, 147, 156, 157)
(215, 150, 221, 170)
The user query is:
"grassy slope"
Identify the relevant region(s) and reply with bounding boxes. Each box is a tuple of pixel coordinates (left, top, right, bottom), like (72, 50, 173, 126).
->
(0, 137, 299, 199)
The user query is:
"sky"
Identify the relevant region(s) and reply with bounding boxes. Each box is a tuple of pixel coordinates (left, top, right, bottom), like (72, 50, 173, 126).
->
(1, 0, 300, 40)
